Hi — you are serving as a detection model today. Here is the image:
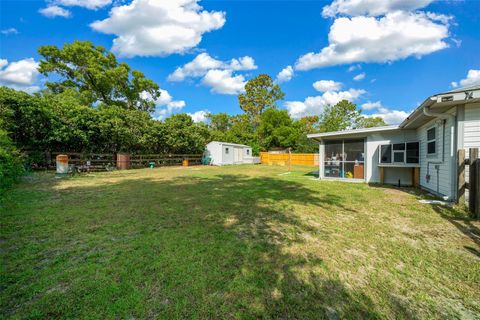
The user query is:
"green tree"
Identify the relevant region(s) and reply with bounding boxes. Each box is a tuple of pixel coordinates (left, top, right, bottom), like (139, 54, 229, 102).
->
(97, 105, 154, 153)
(0, 128, 23, 193)
(225, 114, 260, 154)
(238, 74, 284, 127)
(294, 116, 320, 153)
(258, 108, 301, 150)
(42, 90, 100, 152)
(356, 116, 387, 128)
(163, 114, 211, 154)
(206, 112, 232, 141)
(0, 87, 53, 151)
(319, 100, 361, 132)
(207, 112, 231, 132)
(38, 41, 160, 112)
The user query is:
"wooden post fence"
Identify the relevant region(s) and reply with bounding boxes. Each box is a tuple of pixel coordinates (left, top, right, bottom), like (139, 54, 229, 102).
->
(457, 149, 466, 204)
(469, 148, 479, 218)
(475, 160, 480, 219)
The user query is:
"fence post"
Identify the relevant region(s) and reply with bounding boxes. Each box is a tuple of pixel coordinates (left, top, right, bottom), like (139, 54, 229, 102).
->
(457, 149, 465, 204)
(476, 161, 480, 219)
(469, 148, 478, 217)
(288, 148, 291, 172)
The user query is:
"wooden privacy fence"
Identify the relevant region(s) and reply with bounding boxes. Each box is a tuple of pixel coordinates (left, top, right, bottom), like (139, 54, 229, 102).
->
(260, 152, 319, 166)
(458, 148, 480, 218)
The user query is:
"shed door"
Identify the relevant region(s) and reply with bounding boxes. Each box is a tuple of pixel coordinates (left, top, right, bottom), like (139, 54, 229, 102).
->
(234, 147, 243, 162)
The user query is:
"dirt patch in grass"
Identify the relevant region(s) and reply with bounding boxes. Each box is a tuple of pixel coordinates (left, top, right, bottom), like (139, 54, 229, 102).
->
(382, 187, 412, 204)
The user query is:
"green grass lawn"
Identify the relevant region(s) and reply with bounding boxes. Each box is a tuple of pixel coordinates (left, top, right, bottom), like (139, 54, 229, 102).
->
(1, 165, 479, 319)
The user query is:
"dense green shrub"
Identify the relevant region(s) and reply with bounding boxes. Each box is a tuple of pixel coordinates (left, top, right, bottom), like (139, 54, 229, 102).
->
(0, 129, 23, 192)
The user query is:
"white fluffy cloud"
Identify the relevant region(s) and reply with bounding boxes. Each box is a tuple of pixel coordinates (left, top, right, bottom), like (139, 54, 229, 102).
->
(188, 110, 209, 123)
(0, 58, 40, 93)
(322, 0, 433, 17)
(54, 0, 112, 9)
(295, 11, 450, 71)
(168, 52, 256, 95)
(361, 101, 409, 124)
(276, 65, 294, 83)
(229, 56, 257, 71)
(285, 87, 365, 119)
(1, 28, 19, 35)
(141, 89, 186, 120)
(353, 72, 366, 81)
(348, 64, 361, 72)
(451, 69, 480, 88)
(361, 101, 381, 110)
(168, 53, 257, 81)
(202, 69, 246, 95)
(313, 80, 342, 92)
(90, 0, 226, 57)
(39, 5, 72, 18)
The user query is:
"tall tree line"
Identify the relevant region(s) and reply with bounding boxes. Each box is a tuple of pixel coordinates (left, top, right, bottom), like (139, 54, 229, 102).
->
(0, 41, 387, 189)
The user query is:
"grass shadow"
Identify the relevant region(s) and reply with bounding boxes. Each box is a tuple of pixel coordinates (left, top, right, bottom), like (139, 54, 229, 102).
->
(431, 204, 480, 249)
(0, 168, 459, 318)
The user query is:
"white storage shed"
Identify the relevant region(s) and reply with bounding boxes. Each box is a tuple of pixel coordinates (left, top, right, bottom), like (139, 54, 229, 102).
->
(205, 141, 255, 165)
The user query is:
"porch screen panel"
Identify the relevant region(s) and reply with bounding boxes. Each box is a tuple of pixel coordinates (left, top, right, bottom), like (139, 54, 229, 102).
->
(324, 141, 342, 178)
(324, 139, 365, 179)
(344, 139, 365, 179)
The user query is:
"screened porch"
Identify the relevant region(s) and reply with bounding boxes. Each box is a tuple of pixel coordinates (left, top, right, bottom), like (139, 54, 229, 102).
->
(323, 139, 365, 180)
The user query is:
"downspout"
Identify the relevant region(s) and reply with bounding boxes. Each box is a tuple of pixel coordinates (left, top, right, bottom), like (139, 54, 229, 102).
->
(422, 104, 457, 200)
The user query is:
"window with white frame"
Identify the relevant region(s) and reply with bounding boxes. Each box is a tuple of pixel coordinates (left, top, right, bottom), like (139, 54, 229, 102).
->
(427, 127, 436, 155)
(379, 142, 419, 164)
(246, 149, 250, 155)
(393, 143, 405, 163)
(380, 145, 392, 163)
(225, 147, 229, 154)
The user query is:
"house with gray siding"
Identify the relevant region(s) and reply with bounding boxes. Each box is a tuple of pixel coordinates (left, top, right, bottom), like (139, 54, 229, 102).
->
(307, 85, 480, 202)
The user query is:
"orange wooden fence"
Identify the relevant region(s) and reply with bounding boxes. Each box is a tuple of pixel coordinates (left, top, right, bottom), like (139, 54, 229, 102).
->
(260, 152, 319, 166)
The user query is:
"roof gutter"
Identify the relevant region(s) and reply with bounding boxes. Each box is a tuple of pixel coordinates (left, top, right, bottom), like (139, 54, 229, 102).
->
(422, 99, 454, 121)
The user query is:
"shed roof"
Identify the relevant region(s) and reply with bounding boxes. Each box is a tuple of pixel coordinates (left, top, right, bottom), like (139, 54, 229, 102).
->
(207, 141, 251, 148)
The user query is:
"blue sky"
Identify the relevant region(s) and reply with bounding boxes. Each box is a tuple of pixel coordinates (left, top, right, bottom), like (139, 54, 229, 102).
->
(1, 0, 479, 123)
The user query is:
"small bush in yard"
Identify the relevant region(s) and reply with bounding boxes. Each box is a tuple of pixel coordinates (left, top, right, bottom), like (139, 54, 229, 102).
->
(0, 129, 23, 193)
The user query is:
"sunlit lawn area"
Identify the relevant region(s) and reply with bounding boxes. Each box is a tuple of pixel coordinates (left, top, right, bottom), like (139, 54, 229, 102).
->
(1, 165, 479, 319)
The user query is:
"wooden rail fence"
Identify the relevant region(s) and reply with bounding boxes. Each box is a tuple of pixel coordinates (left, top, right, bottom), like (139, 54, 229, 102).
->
(24, 151, 203, 172)
(260, 152, 319, 166)
(458, 148, 480, 218)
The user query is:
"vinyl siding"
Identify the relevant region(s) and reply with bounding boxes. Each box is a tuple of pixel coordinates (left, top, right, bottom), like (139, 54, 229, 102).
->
(222, 145, 234, 164)
(464, 103, 480, 149)
(206, 142, 223, 165)
(417, 110, 456, 200)
(464, 102, 480, 202)
(366, 130, 418, 184)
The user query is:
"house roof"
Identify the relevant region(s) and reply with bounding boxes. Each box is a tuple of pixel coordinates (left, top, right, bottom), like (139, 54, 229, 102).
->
(399, 85, 480, 129)
(307, 125, 399, 141)
(437, 84, 480, 95)
(208, 141, 251, 148)
(307, 85, 480, 140)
